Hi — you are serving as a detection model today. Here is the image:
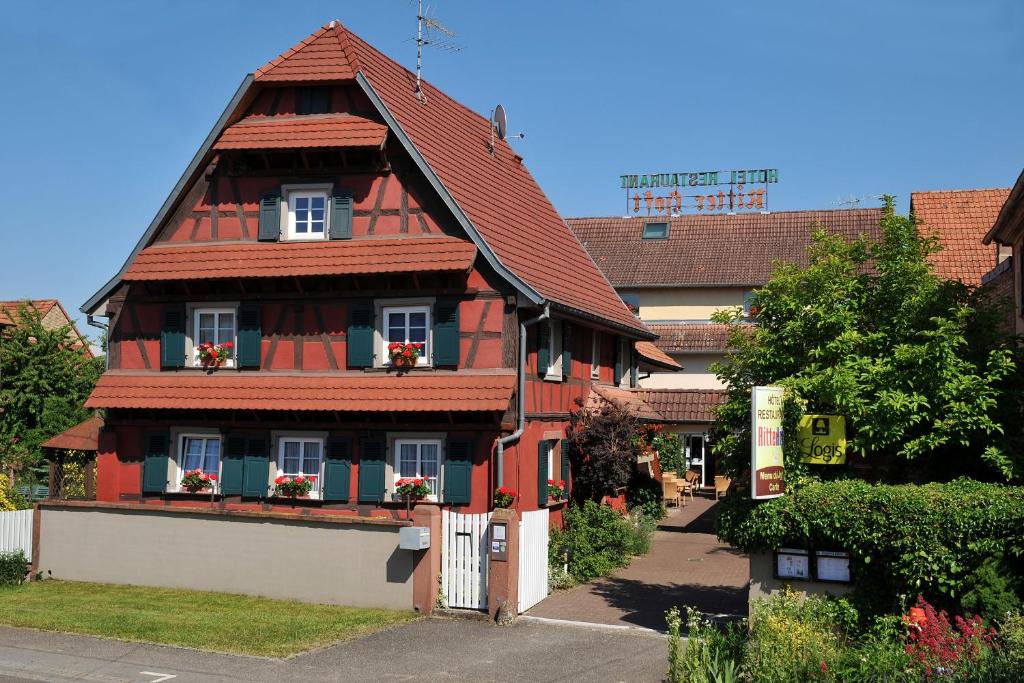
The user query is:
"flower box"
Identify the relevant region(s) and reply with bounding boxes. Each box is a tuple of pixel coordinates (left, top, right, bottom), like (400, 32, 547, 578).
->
(387, 342, 423, 369)
(274, 475, 316, 498)
(180, 469, 217, 493)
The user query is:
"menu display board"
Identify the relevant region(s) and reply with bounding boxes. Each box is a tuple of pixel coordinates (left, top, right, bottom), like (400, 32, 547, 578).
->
(775, 548, 810, 580)
(815, 550, 851, 583)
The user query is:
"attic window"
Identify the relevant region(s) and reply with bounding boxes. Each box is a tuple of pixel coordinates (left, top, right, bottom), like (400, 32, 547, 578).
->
(296, 86, 331, 115)
(642, 221, 669, 239)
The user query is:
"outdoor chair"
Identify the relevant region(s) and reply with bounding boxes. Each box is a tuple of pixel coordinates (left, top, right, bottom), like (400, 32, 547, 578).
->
(714, 475, 731, 500)
(661, 478, 681, 508)
(682, 470, 699, 503)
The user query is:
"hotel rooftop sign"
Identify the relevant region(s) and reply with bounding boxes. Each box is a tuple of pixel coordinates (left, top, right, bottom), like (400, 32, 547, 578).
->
(620, 168, 779, 216)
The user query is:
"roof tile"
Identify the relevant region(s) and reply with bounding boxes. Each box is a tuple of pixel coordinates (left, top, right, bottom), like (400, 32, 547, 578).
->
(635, 341, 682, 370)
(587, 385, 664, 421)
(255, 26, 357, 82)
(40, 416, 103, 452)
(648, 323, 750, 354)
(630, 389, 726, 423)
(214, 113, 387, 150)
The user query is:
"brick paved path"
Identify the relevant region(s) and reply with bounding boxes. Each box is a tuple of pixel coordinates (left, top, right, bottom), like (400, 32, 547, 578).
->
(527, 496, 749, 631)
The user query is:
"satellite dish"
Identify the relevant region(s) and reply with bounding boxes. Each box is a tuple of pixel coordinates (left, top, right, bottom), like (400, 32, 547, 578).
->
(492, 104, 507, 141)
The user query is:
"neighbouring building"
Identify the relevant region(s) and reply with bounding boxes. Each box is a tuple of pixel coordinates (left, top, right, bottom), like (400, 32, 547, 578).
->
(984, 169, 1024, 336)
(0, 299, 93, 357)
(570, 208, 883, 485)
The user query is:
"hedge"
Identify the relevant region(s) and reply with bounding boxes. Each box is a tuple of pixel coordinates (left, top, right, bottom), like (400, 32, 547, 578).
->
(717, 478, 1024, 617)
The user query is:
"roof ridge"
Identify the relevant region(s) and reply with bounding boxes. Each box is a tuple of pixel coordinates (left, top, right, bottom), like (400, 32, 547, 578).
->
(566, 207, 884, 222)
(332, 20, 363, 73)
(911, 187, 1012, 196)
(255, 25, 332, 79)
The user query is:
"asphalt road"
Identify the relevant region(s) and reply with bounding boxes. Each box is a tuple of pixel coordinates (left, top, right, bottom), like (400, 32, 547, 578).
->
(0, 617, 667, 682)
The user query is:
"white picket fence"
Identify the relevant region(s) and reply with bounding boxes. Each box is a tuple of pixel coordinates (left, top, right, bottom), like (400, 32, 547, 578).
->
(518, 508, 550, 613)
(0, 509, 33, 558)
(441, 510, 492, 609)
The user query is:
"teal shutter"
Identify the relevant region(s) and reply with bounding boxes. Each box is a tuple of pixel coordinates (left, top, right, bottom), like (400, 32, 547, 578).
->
(242, 437, 269, 498)
(562, 322, 573, 380)
(347, 301, 375, 368)
(142, 432, 169, 493)
(630, 349, 639, 388)
(220, 435, 245, 495)
(443, 439, 473, 505)
(433, 299, 460, 366)
(237, 304, 261, 368)
(537, 322, 550, 377)
(560, 439, 571, 499)
(537, 440, 549, 506)
(358, 438, 386, 503)
(160, 306, 186, 369)
(613, 337, 622, 384)
(258, 191, 281, 242)
(323, 437, 353, 502)
(329, 189, 353, 240)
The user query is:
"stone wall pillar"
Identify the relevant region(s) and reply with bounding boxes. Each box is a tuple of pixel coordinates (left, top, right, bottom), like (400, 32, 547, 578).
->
(411, 504, 442, 614)
(487, 507, 519, 622)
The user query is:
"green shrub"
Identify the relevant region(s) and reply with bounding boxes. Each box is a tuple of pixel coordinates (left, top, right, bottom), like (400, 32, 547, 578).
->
(960, 553, 1022, 621)
(997, 612, 1024, 668)
(626, 472, 666, 521)
(654, 431, 685, 476)
(668, 606, 745, 683)
(550, 500, 653, 582)
(0, 550, 29, 585)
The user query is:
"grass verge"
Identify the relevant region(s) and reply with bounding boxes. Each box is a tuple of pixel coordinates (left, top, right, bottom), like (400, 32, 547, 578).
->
(0, 580, 417, 657)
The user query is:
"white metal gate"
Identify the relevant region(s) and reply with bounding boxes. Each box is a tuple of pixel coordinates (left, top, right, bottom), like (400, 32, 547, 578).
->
(518, 508, 549, 613)
(0, 509, 33, 558)
(441, 510, 492, 610)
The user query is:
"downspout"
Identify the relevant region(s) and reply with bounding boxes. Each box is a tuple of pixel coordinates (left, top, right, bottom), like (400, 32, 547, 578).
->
(496, 304, 549, 490)
(87, 315, 110, 371)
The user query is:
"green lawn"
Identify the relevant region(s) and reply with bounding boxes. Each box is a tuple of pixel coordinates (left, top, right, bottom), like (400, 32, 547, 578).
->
(0, 581, 417, 657)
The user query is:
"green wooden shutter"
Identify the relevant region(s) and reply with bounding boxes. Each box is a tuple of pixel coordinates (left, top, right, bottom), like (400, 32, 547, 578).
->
(323, 437, 353, 502)
(329, 189, 353, 240)
(560, 439, 571, 499)
(220, 435, 245, 495)
(258, 191, 281, 242)
(562, 322, 573, 380)
(142, 432, 170, 493)
(160, 306, 186, 369)
(537, 440, 549, 507)
(433, 299, 460, 367)
(237, 304, 262, 368)
(347, 301, 375, 368)
(537, 322, 550, 377)
(242, 437, 269, 498)
(443, 439, 473, 505)
(358, 438, 386, 503)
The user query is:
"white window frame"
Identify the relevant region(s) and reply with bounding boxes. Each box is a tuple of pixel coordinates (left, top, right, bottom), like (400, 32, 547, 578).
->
(543, 320, 563, 382)
(281, 183, 332, 242)
(590, 331, 600, 379)
(547, 441, 555, 481)
(174, 432, 222, 493)
(392, 438, 444, 501)
(191, 306, 237, 368)
(381, 304, 432, 367)
(276, 436, 325, 500)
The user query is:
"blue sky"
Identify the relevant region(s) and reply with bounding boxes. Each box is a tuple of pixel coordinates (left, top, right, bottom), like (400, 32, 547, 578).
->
(1, 1, 1022, 336)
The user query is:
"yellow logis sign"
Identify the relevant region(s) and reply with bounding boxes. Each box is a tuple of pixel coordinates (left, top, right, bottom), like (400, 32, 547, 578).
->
(798, 415, 847, 465)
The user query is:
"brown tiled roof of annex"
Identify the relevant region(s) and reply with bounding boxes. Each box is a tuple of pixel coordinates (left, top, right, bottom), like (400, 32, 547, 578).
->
(567, 209, 883, 287)
(41, 415, 103, 452)
(635, 341, 682, 370)
(588, 385, 664, 422)
(910, 188, 1010, 286)
(630, 389, 726, 424)
(85, 371, 516, 412)
(213, 113, 387, 150)
(648, 323, 751, 354)
(124, 237, 477, 281)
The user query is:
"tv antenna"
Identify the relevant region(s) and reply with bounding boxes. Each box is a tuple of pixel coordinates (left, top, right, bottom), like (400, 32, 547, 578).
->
(488, 103, 525, 154)
(413, 0, 461, 102)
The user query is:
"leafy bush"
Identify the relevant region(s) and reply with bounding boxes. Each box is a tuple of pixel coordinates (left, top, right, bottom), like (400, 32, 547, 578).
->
(998, 612, 1024, 668)
(626, 472, 665, 521)
(567, 402, 642, 502)
(0, 550, 29, 585)
(960, 553, 1022, 621)
(0, 474, 16, 511)
(549, 500, 655, 582)
(718, 478, 1024, 617)
(667, 606, 745, 683)
(654, 431, 685, 476)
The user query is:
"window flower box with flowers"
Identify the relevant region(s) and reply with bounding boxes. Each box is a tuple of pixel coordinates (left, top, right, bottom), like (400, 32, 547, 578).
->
(547, 479, 567, 501)
(196, 341, 233, 367)
(494, 486, 516, 509)
(387, 342, 423, 369)
(395, 477, 432, 517)
(180, 469, 217, 493)
(274, 475, 316, 498)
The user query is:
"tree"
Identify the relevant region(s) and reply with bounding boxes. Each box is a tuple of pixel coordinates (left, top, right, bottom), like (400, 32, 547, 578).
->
(0, 304, 104, 478)
(567, 400, 643, 502)
(710, 197, 1018, 488)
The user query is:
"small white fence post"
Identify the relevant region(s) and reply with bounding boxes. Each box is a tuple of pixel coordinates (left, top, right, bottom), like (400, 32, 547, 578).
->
(0, 509, 34, 558)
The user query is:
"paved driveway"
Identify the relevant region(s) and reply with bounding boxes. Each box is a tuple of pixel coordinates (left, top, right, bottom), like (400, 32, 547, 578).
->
(0, 617, 667, 683)
(527, 497, 749, 631)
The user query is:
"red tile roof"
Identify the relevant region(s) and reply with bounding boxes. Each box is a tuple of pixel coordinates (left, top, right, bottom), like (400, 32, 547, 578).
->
(568, 209, 883, 287)
(635, 341, 682, 370)
(648, 323, 751, 354)
(86, 371, 516, 412)
(124, 236, 477, 281)
(41, 416, 103, 452)
(910, 188, 1010, 286)
(213, 113, 387, 151)
(587, 385, 664, 422)
(630, 389, 726, 424)
(254, 26, 358, 82)
(0, 299, 58, 322)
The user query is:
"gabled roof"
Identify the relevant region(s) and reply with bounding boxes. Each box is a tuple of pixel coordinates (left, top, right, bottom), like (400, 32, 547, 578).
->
(635, 341, 682, 370)
(124, 236, 476, 281)
(587, 385, 664, 422)
(0, 299, 93, 357)
(985, 170, 1024, 245)
(911, 188, 1010, 286)
(41, 415, 103, 452)
(568, 209, 883, 287)
(213, 113, 387, 150)
(630, 389, 726, 424)
(84, 21, 650, 339)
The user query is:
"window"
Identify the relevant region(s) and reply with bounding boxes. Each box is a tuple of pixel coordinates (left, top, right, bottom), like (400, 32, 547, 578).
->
(619, 292, 640, 314)
(287, 191, 328, 240)
(296, 86, 331, 115)
(383, 305, 430, 366)
(543, 320, 563, 381)
(277, 438, 323, 498)
(178, 435, 221, 489)
(590, 331, 600, 379)
(742, 290, 756, 318)
(192, 308, 236, 367)
(642, 221, 669, 239)
(618, 337, 630, 386)
(395, 439, 442, 498)
(547, 441, 555, 481)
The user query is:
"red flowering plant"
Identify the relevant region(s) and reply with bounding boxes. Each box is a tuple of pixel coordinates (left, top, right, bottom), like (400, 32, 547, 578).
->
(494, 486, 516, 508)
(274, 474, 315, 498)
(196, 340, 233, 366)
(547, 479, 567, 500)
(180, 469, 217, 493)
(395, 477, 431, 499)
(387, 341, 422, 369)
(903, 595, 996, 680)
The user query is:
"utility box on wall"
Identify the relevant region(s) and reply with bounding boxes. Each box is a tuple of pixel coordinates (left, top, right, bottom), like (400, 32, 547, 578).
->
(399, 526, 431, 551)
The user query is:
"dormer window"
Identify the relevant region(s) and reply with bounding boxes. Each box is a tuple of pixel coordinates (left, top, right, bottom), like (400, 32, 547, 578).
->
(281, 184, 332, 241)
(296, 86, 331, 115)
(642, 221, 669, 239)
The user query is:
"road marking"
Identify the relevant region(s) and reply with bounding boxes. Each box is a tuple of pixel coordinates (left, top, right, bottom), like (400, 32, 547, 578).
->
(140, 672, 177, 682)
(519, 615, 665, 635)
